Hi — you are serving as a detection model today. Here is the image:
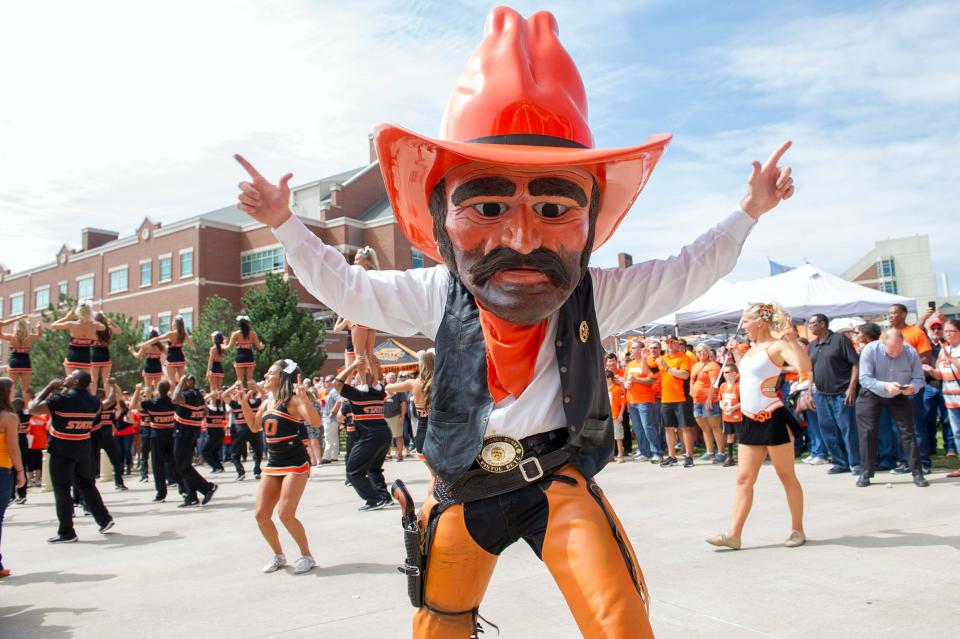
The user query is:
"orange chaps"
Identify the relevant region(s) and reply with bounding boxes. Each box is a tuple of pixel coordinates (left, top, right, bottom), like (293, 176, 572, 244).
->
(412, 465, 653, 638)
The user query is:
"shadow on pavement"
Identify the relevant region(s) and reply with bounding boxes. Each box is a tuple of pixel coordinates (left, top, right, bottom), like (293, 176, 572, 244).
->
(84, 529, 183, 548)
(0, 570, 117, 586)
(0, 605, 98, 639)
(739, 529, 960, 552)
(314, 562, 399, 576)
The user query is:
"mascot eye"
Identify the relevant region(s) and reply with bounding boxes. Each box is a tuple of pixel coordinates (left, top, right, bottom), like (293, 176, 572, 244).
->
(533, 202, 569, 218)
(472, 202, 508, 217)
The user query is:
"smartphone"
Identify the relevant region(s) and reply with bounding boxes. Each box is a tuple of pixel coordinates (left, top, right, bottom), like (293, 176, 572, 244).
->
(928, 301, 936, 310)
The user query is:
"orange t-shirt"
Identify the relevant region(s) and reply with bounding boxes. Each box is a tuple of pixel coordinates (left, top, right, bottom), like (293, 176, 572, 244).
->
(608, 383, 626, 420)
(691, 361, 721, 404)
(901, 324, 932, 355)
(719, 381, 742, 422)
(624, 361, 656, 404)
(659, 353, 691, 404)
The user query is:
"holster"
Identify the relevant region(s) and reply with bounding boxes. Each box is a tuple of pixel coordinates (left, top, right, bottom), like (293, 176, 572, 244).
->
(393, 479, 425, 607)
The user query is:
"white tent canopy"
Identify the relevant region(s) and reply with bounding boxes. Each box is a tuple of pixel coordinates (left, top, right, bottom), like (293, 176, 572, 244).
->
(623, 264, 916, 335)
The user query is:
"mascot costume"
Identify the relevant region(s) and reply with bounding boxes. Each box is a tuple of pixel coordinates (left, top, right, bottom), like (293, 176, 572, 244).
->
(235, 6, 793, 637)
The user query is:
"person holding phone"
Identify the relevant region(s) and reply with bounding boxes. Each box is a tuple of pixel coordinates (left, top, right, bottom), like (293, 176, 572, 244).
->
(855, 328, 928, 487)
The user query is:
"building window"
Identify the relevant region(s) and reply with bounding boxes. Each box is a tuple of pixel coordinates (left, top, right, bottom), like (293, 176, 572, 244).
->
(34, 287, 50, 311)
(10, 293, 24, 316)
(179, 309, 194, 330)
(109, 267, 128, 294)
(158, 312, 172, 334)
(58, 281, 68, 301)
(138, 316, 151, 338)
(0, 297, 4, 318)
(140, 261, 152, 287)
(241, 246, 284, 278)
(77, 276, 94, 301)
(878, 258, 896, 279)
(880, 281, 898, 294)
(159, 256, 172, 282)
(179, 249, 193, 278)
(411, 248, 424, 269)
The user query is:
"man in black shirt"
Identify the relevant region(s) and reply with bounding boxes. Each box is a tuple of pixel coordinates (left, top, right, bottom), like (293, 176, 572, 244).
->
(29, 371, 114, 542)
(171, 375, 216, 507)
(806, 314, 860, 474)
(335, 358, 392, 511)
(131, 381, 180, 502)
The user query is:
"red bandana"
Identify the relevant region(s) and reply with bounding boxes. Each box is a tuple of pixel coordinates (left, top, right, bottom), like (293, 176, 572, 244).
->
(477, 307, 548, 403)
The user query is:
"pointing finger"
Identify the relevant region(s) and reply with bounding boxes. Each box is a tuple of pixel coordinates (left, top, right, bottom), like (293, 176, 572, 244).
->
(764, 140, 792, 171)
(234, 154, 266, 183)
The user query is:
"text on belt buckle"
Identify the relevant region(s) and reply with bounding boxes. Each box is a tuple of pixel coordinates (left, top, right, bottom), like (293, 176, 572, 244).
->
(477, 436, 524, 473)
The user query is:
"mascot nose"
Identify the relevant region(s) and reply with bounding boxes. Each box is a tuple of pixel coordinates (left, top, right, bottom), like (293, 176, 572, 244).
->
(499, 204, 542, 254)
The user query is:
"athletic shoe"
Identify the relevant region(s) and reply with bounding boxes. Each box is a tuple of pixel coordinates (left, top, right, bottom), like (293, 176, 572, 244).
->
(713, 453, 726, 464)
(808, 457, 829, 466)
(47, 533, 79, 544)
(635, 455, 650, 462)
(697, 452, 713, 462)
(152, 495, 166, 503)
(293, 555, 316, 574)
(99, 518, 115, 534)
(649, 455, 663, 463)
(827, 466, 850, 475)
(891, 464, 911, 475)
(115, 484, 128, 491)
(378, 497, 395, 508)
(683, 456, 694, 468)
(237, 473, 246, 481)
(201, 483, 218, 505)
(14, 497, 26, 505)
(659, 456, 678, 467)
(263, 554, 286, 573)
(358, 501, 386, 512)
(138, 477, 148, 483)
(921, 464, 932, 475)
(177, 498, 200, 508)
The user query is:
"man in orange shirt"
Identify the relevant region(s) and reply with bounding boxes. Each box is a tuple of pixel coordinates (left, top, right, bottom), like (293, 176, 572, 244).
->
(888, 304, 933, 472)
(657, 337, 695, 467)
(624, 346, 661, 462)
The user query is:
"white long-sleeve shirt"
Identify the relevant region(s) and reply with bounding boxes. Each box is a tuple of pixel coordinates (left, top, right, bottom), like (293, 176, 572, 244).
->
(274, 208, 756, 439)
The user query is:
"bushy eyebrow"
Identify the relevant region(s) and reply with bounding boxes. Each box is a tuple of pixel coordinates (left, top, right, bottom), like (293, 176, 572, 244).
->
(451, 177, 516, 206)
(529, 177, 587, 206)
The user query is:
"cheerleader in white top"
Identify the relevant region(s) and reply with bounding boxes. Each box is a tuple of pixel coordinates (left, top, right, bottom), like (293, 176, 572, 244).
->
(707, 302, 812, 550)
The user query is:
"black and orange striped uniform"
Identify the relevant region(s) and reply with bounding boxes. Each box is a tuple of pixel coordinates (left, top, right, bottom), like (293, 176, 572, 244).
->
(262, 401, 310, 476)
(8, 344, 31, 373)
(234, 338, 255, 368)
(174, 389, 206, 431)
(64, 337, 95, 369)
(166, 339, 186, 368)
(141, 395, 177, 499)
(141, 397, 176, 431)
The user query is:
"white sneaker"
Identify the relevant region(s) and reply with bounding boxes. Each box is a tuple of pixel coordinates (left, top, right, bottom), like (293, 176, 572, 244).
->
(809, 457, 828, 466)
(263, 554, 286, 573)
(802, 456, 814, 464)
(293, 555, 316, 574)
(636, 455, 650, 462)
(650, 455, 663, 463)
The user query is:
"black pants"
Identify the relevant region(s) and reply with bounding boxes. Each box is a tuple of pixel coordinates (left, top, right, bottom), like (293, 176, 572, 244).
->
(140, 429, 152, 480)
(346, 425, 391, 505)
(49, 440, 111, 536)
(150, 429, 178, 499)
(91, 428, 124, 487)
(16, 434, 28, 500)
(173, 428, 212, 501)
(857, 390, 921, 477)
(344, 428, 358, 480)
(202, 429, 225, 471)
(231, 426, 263, 477)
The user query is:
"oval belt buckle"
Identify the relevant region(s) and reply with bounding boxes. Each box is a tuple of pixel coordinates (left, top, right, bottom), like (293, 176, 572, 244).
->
(477, 436, 524, 473)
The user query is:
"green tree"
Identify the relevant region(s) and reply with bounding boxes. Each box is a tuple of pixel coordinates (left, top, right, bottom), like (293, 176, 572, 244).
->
(241, 273, 326, 379)
(185, 294, 237, 387)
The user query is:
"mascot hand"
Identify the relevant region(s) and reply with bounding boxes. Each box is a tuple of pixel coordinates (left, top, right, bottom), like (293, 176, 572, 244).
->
(234, 154, 294, 228)
(740, 141, 794, 219)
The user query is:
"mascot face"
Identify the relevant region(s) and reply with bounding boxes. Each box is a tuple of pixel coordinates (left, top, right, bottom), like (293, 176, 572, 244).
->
(435, 162, 599, 325)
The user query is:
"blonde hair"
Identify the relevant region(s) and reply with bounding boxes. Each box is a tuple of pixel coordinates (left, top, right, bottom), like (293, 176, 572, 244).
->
(13, 318, 29, 342)
(745, 301, 790, 332)
(77, 303, 94, 322)
(355, 246, 380, 271)
(417, 349, 435, 412)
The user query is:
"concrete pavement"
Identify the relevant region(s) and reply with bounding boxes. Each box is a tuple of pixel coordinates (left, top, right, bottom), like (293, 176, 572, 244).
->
(1, 455, 958, 638)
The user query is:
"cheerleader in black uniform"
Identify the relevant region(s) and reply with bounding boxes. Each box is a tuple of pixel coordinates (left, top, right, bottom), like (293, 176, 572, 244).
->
(202, 391, 227, 472)
(128, 328, 165, 393)
(140, 315, 193, 385)
(206, 331, 226, 392)
(89, 312, 120, 393)
(48, 301, 105, 376)
(0, 317, 42, 402)
(238, 359, 321, 574)
(226, 315, 263, 391)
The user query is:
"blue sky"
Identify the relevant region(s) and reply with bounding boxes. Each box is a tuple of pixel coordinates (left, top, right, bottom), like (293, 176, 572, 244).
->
(1, 0, 957, 293)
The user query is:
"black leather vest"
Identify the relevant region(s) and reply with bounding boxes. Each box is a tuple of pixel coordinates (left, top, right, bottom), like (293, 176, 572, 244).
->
(426, 271, 613, 485)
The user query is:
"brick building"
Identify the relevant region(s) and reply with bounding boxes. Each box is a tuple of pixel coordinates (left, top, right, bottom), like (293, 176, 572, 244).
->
(0, 138, 437, 374)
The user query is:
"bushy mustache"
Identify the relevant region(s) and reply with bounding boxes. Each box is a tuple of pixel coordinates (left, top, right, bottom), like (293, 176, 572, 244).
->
(468, 246, 571, 289)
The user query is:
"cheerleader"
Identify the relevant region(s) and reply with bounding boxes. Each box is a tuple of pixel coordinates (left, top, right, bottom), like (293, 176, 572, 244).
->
(128, 328, 165, 393)
(206, 331, 226, 392)
(349, 247, 379, 386)
(238, 359, 321, 574)
(48, 301, 105, 376)
(90, 312, 121, 393)
(202, 391, 227, 472)
(139, 315, 193, 385)
(114, 397, 137, 475)
(225, 315, 263, 391)
(0, 316, 42, 402)
(333, 316, 356, 370)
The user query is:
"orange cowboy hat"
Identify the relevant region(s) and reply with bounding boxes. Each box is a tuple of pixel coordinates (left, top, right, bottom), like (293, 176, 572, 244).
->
(373, 6, 672, 264)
